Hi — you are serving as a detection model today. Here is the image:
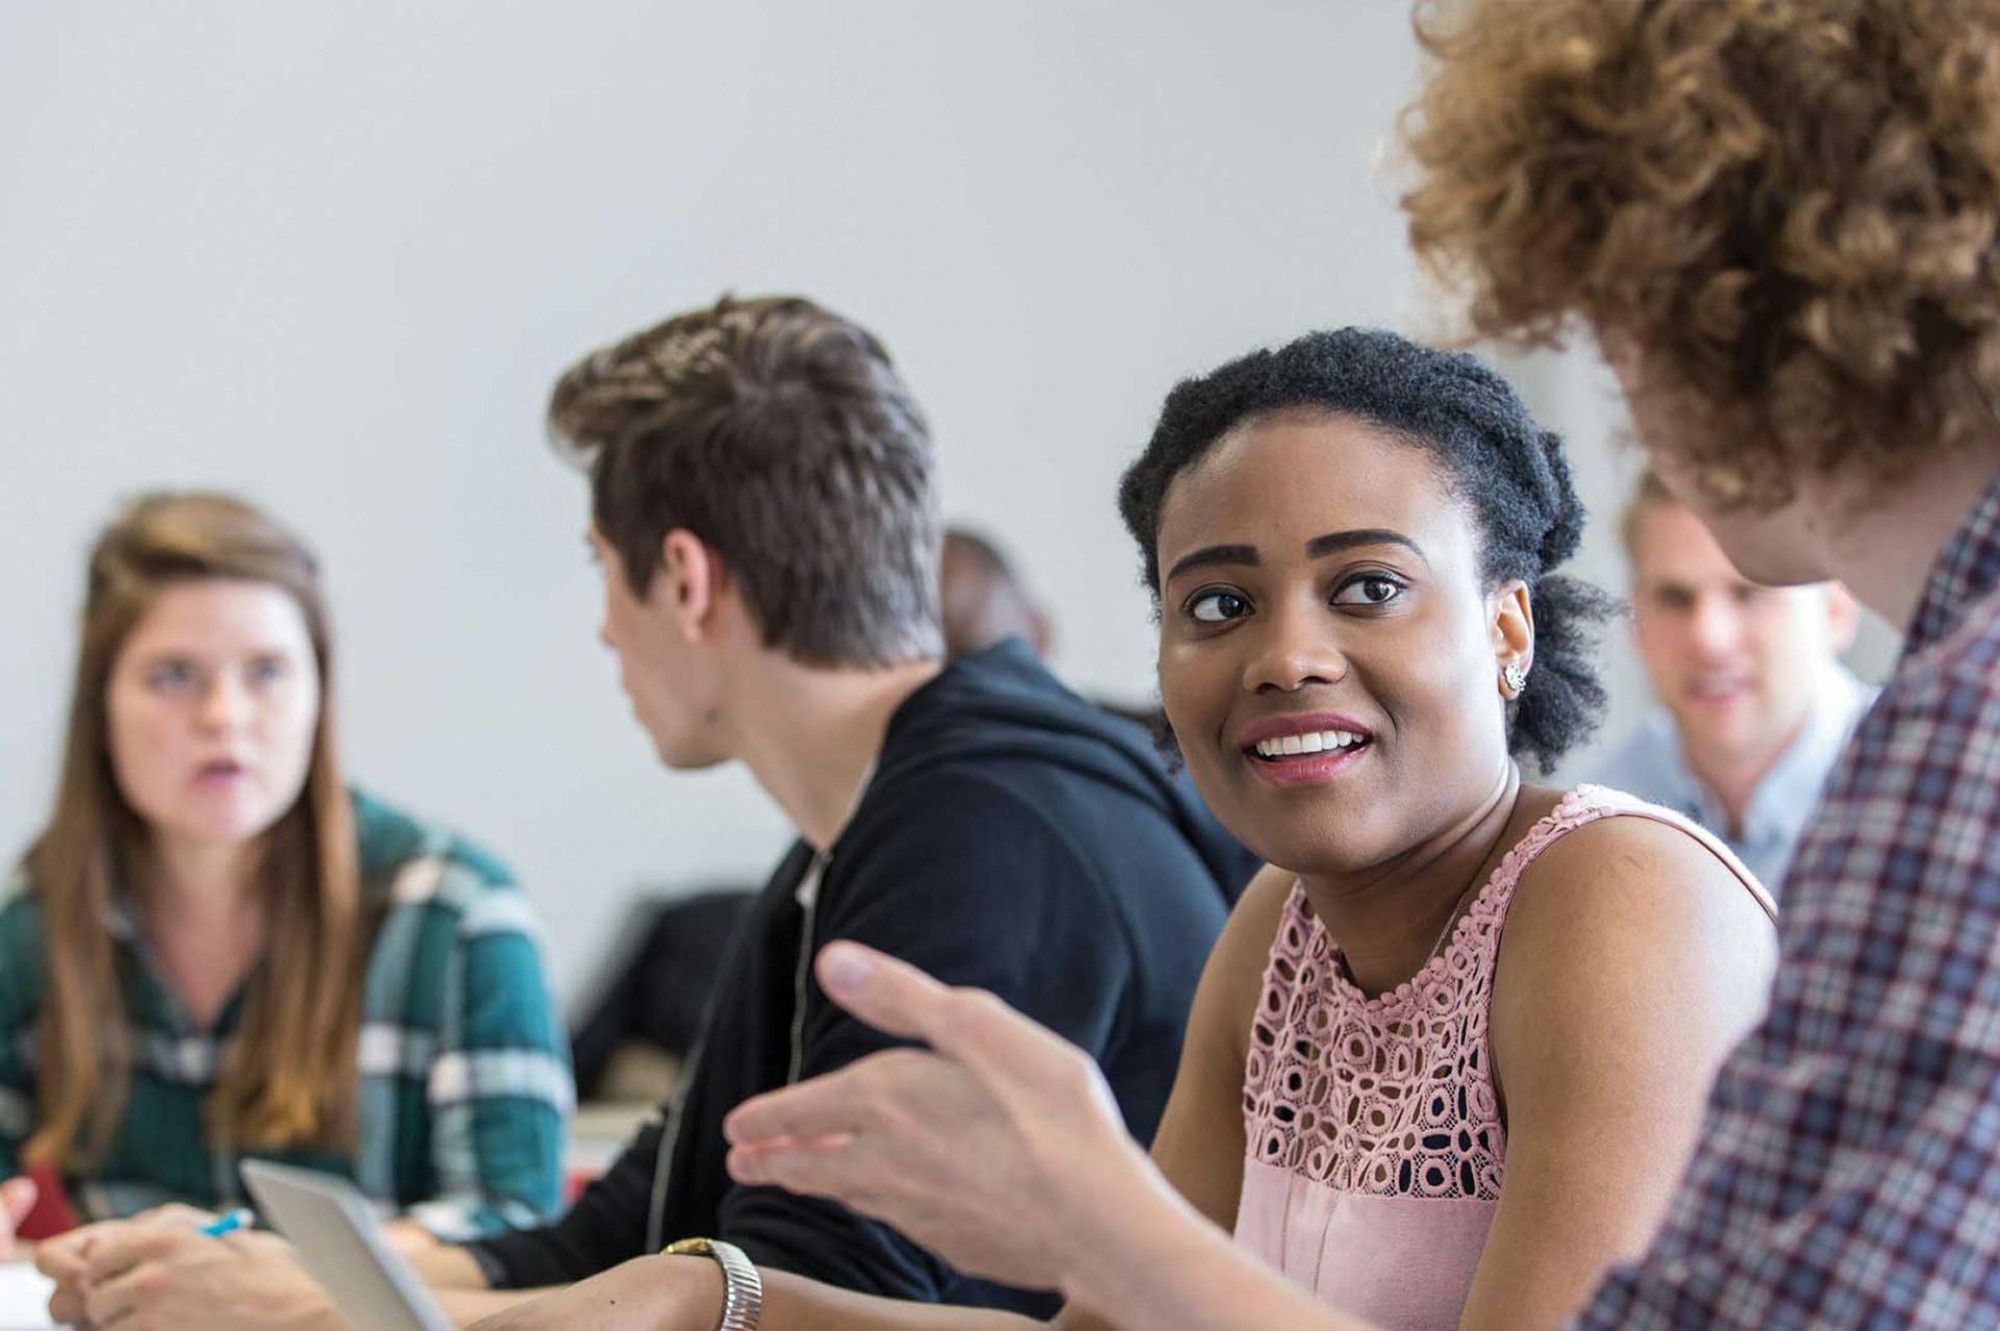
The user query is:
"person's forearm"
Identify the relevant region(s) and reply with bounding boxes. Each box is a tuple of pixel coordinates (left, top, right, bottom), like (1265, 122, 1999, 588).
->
(757, 1267, 1045, 1331)
(765, 1226, 1350, 1331)
(437, 1285, 554, 1326)
(413, 1243, 495, 1290)
(420, 1244, 558, 1328)
(383, 1217, 443, 1256)
(1062, 1183, 1366, 1331)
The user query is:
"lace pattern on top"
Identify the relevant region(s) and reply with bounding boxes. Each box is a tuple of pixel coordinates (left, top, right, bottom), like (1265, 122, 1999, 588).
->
(1240, 786, 1640, 1200)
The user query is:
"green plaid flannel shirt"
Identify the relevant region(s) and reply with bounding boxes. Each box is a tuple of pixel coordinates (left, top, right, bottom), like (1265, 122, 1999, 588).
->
(0, 790, 573, 1240)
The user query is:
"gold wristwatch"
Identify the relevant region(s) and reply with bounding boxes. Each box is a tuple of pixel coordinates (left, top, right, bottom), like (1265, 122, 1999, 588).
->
(664, 1236, 765, 1330)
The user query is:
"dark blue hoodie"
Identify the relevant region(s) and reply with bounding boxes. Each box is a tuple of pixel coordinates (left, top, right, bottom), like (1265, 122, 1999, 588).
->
(466, 641, 1238, 1314)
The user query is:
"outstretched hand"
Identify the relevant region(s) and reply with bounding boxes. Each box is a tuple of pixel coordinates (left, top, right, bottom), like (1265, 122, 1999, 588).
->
(723, 941, 1171, 1297)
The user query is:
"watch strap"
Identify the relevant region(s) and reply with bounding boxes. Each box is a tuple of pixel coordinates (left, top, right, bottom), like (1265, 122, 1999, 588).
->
(664, 1236, 764, 1330)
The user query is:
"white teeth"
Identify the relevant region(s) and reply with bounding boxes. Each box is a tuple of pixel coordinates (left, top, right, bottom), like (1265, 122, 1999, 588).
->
(1253, 729, 1369, 759)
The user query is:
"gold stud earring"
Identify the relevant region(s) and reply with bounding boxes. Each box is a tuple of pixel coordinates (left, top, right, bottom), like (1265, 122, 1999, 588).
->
(1501, 661, 1529, 695)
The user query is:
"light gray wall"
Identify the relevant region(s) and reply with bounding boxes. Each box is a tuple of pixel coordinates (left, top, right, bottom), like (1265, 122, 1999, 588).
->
(0, 2, 1438, 998)
(6, 4, 1884, 1003)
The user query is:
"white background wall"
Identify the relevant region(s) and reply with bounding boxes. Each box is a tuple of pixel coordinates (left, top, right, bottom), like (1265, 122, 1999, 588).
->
(0, 3, 1887, 1003)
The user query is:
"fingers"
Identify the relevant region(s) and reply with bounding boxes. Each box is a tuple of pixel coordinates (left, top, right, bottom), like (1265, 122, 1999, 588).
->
(35, 1235, 90, 1282)
(140, 1202, 221, 1229)
(1, 1175, 37, 1226)
(730, 943, 1105, 1159)
(35, 1217, 127, 1281)
(82, 1223, 194, 1285)
(40, 1219, 176, 1327)
(82, 1256, 159, 1327)
(46, 1281, 86, 1327)
(221, 1228, 293, 1260)
(0, 1176, 33, 1259)
(724, 1061, 874, 1150)
(726, 1134, 874, 1204)
(726, 1039, 973, 1152)
(40, 1223, 114, 1326)
(78, 1226, 220, 1328)
(815, 942, 1082, 1088)
(811, 942, 951, 1042)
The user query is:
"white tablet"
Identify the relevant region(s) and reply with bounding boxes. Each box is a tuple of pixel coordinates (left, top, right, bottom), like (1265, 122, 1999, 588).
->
(239, 1160, 452, 1331)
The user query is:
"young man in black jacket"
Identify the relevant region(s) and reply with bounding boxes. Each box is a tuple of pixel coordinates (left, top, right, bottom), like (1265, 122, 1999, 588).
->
(36, 294, 1234, 1331)
(30, 298, 1235, 1331)
(423, 295, 1237, 1321)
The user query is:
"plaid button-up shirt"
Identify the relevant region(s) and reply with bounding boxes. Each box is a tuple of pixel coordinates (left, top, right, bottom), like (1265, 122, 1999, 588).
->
(1582, 469, 2000, 1329)
(0, 791, 573, 1241)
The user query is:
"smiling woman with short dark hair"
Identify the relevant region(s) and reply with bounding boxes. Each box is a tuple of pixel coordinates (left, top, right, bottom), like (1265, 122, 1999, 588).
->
(480, 329, 1786, 1331)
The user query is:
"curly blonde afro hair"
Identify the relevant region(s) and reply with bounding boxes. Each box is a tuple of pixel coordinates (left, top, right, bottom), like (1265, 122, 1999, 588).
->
(1402, 0, 2000, 507)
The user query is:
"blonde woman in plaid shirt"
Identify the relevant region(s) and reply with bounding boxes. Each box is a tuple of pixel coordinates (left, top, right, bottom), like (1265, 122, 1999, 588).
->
(2, 493, 571, 1328)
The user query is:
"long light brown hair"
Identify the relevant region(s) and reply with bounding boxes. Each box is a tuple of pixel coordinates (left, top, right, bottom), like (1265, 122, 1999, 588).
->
(22, 493, 364, 1168)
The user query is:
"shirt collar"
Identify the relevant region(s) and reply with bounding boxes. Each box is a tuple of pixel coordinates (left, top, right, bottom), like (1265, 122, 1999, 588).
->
(1646, 665, 1870, 849)
(1639, 710, 1724, 826)
(1907, 468, 2000, 656)
(1738, 665, 1872, 845)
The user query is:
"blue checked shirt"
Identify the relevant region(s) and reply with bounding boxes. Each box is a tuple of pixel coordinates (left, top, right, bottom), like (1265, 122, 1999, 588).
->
(0, 791, 573, 1240)
(1581, 469, 2000, 1329)
(1591, 664, 1875, 894)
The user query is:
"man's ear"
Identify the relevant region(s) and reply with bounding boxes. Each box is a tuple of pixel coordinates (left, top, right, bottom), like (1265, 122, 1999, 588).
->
(657, 529, 728, 643)
(1491, 579, 1535, 694)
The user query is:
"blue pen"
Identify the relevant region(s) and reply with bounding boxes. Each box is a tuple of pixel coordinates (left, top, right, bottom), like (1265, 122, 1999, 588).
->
(199, 1207, 254, 1238)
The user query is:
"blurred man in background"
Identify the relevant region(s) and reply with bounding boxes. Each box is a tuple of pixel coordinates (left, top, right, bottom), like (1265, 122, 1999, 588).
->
(1594, 473, 1871, 890)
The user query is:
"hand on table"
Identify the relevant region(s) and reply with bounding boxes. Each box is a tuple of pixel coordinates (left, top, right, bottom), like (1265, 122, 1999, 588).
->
(0, 1176, 37, 1260)
(722, 941, 1171, 1297)
(38, 1208, 339, 1331)
(34, 1203, 216, 1297)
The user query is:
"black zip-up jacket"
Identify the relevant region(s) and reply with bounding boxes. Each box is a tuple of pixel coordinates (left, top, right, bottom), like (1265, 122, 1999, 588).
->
(466, 641, 1238, 1315)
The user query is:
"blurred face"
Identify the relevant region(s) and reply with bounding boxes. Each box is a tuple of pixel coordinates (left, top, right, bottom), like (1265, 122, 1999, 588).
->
(1608, 343, 1833, 587)
(1155, 412, 1519, 877)
(938, 535, 1048, 660)
(591, 528, 729, 769)
(106, 580, 320, 851)
(1629, 499, 1855, 767)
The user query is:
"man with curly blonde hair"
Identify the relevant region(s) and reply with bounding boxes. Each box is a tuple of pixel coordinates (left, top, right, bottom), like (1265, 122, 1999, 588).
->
(615, 7, 2000, 1331)
(1402, 4, 2000, 1323)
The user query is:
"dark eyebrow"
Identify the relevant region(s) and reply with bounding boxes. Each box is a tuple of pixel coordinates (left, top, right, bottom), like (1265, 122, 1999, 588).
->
(1305, 529, 1428, 566)
(1163, 529, 1428, 585)
(1163, 544, 1259, 584)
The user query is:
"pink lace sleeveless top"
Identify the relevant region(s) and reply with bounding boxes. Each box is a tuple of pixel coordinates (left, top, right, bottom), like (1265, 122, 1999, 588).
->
(1233, 785, 1776, 1331)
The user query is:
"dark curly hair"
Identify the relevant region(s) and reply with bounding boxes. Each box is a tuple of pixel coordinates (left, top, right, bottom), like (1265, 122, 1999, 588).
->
(1117, 327, 1614, 773)
(1402, 0, 2000, 510)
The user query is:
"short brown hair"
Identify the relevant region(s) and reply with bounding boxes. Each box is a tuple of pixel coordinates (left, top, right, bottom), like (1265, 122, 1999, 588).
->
(1402, 0, 2000, 508)
(1618, 470, 1680, 563)
(551, 295, 942, 667)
